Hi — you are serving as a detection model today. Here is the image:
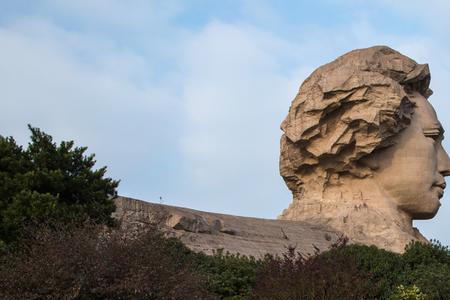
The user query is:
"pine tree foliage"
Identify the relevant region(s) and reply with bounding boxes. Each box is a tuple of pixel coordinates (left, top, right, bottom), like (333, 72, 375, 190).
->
(0, 125, 119, 245)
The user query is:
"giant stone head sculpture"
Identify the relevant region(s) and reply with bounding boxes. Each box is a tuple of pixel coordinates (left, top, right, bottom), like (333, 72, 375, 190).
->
(279, 46, 450, 252)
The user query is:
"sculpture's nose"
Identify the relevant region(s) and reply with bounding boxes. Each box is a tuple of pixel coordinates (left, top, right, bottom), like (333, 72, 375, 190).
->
(438, 144, 450, 177)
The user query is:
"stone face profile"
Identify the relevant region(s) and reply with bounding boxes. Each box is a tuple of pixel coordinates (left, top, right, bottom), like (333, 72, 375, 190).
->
(279, 46, 450, 252)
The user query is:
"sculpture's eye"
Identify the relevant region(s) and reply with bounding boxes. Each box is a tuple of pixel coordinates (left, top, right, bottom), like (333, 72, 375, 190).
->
(423, 128, 442, 141)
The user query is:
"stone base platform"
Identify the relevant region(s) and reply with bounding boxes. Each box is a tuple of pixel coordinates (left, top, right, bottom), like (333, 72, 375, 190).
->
(113, 196, 344, 258)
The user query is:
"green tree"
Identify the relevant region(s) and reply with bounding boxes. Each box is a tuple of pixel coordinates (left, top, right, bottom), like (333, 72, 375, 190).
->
(396, 241, 450, 299)
(0, 125, 119, 245)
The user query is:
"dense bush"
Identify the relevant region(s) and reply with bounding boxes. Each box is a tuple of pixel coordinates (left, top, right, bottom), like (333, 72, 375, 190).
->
(251, 241, 379, 300)
(322, 243, 403, 298)
(252, 240, 450, 300)
(197, 250, 262, 299)
(396, 241, 450, 299)
(0, 222, 261, 300)
(1, 221, 450, 300)
(0, 222, 213, 300)
(0, 126, 119, 245)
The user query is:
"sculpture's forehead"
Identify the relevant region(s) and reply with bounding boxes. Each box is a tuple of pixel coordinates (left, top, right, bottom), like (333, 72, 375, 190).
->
(413, 93, 442, 130)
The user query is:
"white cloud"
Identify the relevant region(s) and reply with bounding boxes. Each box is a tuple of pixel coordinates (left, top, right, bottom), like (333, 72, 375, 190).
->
(39, 0, 183, 32)
(0, 16, 183, 203)
(176, 21, 295, 215)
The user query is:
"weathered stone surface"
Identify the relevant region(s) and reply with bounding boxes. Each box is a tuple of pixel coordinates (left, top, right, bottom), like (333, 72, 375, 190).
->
(113, 197, 342, 258)
(279, 46, 450, 253)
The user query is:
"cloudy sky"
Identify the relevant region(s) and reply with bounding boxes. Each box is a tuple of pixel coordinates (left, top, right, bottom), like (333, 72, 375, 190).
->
(1, 0, 450, 244)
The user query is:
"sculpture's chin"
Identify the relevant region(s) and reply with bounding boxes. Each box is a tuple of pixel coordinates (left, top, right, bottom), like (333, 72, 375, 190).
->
(411, 201, 441, 220)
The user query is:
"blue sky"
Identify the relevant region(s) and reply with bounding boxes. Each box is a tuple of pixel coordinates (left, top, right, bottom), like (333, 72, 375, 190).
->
(1, 0, 450, 245)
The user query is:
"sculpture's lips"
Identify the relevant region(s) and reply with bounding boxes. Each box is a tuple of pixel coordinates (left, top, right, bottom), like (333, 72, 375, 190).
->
(433, 182, 446, 190)
(433, 182, 446, 198)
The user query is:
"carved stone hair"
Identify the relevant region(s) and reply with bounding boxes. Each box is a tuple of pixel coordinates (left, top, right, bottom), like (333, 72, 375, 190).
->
(280, 46, 432, 191)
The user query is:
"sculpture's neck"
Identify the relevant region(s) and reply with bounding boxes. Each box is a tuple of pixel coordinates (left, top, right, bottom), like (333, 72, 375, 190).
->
(280, 174, 425, 253)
